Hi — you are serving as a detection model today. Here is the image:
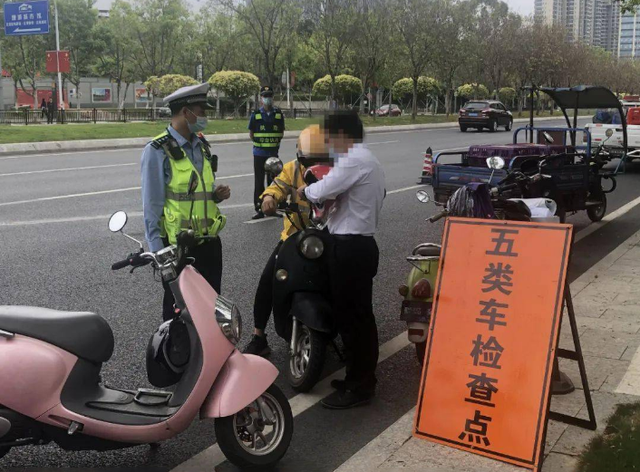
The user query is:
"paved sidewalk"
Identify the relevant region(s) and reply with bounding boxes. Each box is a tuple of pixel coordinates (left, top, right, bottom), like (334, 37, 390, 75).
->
(335, 229, 640, 472)
(0, 115, 579, 156)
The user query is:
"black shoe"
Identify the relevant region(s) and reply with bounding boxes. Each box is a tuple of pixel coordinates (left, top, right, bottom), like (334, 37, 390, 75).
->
(243, 334, 271, 357)
(331, 379, 347, 391)
(252, 211, 265, 220)
(273, 213, 283, 218)
(321, 389, 374, 410)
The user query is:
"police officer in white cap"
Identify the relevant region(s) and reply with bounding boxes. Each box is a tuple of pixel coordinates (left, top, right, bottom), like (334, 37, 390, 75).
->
(141, 83, 231, 320)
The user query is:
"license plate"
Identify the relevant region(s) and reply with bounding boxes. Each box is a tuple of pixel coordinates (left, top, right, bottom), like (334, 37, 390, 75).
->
(400, 300, 432, 323)
(468, 113, 478, 117)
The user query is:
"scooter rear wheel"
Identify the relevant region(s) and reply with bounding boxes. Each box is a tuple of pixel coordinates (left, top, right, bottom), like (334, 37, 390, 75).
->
(215, 384, 293, 470)
(287, 325, 327, 392)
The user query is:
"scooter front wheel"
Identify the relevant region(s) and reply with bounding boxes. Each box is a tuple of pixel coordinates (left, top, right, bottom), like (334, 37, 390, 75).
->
(215, 384, 293, 470)
(287, 325, 327, 392)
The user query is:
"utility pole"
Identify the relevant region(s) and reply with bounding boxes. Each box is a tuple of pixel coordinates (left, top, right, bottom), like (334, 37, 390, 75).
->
(0, 38, 4, 111)
(53, 0, 63, 110)
(286, 67, 290, 111)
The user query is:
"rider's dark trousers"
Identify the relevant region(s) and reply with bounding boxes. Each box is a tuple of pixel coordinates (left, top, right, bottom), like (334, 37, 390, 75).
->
(162, 237, 223, 321)
(329, 235, 380, 393)
(253, 240, 283, 330)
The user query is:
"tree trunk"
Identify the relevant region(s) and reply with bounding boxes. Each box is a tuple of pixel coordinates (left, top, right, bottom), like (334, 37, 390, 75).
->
(412, 77, 418, 120)
(330, 74, 336, 109)
(445, 89, 451, 117)
(120, 83, 130, 110)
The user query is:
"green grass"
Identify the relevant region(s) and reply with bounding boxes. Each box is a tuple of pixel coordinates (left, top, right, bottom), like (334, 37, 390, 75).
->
(578, 402, 640, 472)
(0, 111, 590, 145)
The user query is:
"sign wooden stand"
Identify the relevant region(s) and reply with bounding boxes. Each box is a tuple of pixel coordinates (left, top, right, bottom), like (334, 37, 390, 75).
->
(537, 284, 597, 468)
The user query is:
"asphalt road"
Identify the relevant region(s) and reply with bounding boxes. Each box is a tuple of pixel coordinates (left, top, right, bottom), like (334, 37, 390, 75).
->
(2, 119, 640, 472)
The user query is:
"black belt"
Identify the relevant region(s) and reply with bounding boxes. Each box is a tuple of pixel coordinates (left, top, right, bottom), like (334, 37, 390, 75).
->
(333, 234, 374, 240)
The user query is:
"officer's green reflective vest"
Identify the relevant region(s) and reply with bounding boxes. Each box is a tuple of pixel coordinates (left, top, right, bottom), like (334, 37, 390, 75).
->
(252, 109, 284, 148)
(151, 131, 226, 244)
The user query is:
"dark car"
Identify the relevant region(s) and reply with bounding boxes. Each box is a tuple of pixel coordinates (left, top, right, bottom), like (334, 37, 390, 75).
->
(374, 104, 402, 117)
(458, 100, 512, 132)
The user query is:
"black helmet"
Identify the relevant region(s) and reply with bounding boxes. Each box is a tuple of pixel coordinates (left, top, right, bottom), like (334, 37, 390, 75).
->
(146, 318, 191, 388)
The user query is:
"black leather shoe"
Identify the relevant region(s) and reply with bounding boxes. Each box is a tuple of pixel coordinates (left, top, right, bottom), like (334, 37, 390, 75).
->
(251, 211, 265, 220)
(321, 389, 374, 410)
(243, 334, 271, 357)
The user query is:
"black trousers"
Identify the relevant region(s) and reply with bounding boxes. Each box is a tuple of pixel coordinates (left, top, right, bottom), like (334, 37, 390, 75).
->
(330, 235, 380, 392)
(253, 240, 283, 330)
(162, 237, 223, 321)
(253, 154, 276, 211)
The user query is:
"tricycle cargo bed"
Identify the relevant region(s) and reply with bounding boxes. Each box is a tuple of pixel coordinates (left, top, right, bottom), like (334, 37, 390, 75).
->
(467, 144, 575, 167)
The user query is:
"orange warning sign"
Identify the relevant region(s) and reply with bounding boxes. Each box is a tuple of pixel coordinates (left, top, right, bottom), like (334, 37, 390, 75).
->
(414, 217, 573, 470)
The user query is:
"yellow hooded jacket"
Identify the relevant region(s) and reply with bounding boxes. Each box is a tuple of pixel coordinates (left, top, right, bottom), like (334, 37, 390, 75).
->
(261, 159, 310, 241)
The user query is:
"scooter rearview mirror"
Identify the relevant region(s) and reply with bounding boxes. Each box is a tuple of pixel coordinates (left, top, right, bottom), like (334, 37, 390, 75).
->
(108, 211, 128, 233)
(486, 156, 505, 170)
(605, 128, 614, 138)
(264, 157, 283, 177)
(416, 190, 431, 203)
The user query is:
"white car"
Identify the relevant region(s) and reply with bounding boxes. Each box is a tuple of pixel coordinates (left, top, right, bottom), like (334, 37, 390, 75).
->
(585, 101, 640, 158)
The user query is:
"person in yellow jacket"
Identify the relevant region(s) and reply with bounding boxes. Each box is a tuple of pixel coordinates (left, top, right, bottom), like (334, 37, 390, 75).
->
(244, 125, 329, 356)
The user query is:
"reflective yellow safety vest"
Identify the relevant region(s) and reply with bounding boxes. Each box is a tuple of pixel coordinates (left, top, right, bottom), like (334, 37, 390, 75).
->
(150, 130, 226, 244)
(252, 109, 285, 148)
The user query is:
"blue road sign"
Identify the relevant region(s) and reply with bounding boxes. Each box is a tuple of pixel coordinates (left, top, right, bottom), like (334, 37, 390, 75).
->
(4, 1, 50, 36)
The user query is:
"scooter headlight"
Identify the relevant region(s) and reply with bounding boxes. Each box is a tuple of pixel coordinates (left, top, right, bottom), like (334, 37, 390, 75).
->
(299, 235, 324, 259)
(215, 295, 242, 345)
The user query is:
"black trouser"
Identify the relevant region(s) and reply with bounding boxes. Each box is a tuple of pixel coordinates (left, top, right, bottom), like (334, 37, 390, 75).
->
(253, 154, 276, 211)
(330, 235, 380, 393)
(161, 237, 223, 321)
(253, 240, 283, 331)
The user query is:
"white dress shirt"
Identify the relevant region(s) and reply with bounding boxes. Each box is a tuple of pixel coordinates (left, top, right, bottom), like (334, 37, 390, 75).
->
(304, 143, 385, 236)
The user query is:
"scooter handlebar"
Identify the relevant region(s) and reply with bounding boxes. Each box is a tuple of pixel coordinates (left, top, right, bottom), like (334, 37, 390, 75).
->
(428, 210, 448, 223)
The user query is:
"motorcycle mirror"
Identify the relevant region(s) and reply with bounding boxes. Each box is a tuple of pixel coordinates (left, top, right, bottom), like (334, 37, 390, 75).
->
(605, 128, 614, 138)
(108, 210, 128, 233)
(264, 157, 284, 177)
(486, 156, 505, 170)
(416, 190, 431, 203)
(543, 131, 555, 144)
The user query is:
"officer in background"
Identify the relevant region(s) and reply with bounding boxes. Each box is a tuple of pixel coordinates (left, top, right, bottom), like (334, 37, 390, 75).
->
(248, 86, 285, 219)
(243, 125, 328, 356)
(141, 83, 231, 320)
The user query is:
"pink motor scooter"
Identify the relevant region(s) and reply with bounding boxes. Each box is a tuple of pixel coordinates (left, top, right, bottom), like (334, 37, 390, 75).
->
(0, 211, 293, 470)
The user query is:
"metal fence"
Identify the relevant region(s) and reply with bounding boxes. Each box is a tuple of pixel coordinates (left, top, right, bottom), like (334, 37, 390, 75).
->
(0, 106, 331, 125)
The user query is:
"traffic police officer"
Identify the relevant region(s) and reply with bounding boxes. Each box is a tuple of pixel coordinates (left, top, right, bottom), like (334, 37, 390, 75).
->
(248, 85, 285, 219)
(141, 83, 231, 320)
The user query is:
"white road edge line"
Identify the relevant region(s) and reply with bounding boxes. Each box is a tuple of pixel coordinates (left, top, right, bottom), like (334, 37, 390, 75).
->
(0, 174, 253, 208)
(170, 331, 412, 472)
(0, 162, 138, 177)
(616, 346, 640, 396)
(574, 195, 640, 242)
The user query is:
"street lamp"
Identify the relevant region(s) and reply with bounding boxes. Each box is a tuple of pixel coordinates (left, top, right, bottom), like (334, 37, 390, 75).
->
(53, 0, 63, 110)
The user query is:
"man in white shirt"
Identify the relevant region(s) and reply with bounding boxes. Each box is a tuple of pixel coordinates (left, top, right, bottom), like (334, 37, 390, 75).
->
(298, 111, 386, 409)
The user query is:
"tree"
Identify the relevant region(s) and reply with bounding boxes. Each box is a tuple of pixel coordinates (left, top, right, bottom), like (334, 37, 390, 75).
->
(144, 76, 161, 105)
(431, 0, 474, 115)
(457, 83, 489, 99)
(217, 0, 300, 87)
(58, 0, 99, 108)
(93, 0, 137, 109)
(208, 70, 260, 116)
(313, 74, 362, 104)
(392, 76, 440, 111)
(307, 0, 358, 103)
(197, 3, 242, 79)
(618, 0, 640, 13)
(393, 0, 434, 119)
(158, 74, 199, 96)
(130, 0, 189, 79)
(498, 87, 516, 105)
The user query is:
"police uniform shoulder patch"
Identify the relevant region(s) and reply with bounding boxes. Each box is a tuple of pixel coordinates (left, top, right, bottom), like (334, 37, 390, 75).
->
(150, 132, 170, 150)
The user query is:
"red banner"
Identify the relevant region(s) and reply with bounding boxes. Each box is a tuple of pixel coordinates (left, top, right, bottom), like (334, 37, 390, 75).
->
(46, 51, 70, 74)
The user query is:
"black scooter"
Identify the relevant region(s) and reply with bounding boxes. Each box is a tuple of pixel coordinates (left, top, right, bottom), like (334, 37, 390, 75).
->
(264, 158, 340, 392)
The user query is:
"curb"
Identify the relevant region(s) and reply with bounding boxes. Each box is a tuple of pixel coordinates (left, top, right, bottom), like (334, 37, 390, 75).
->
(0, 115, 579, 157)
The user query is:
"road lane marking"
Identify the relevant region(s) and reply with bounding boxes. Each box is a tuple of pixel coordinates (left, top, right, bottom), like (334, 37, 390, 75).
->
(0, 174, 253, 207)
(244, 216, 283, 224)
(387, 184, 424, 195)
(170, 331, 412, 472)
(0, 162, 138, 177)
(574, 195, 640, 243)
(368, 140, 400, 145)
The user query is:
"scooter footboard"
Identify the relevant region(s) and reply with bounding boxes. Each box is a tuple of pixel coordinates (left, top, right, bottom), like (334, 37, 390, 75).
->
(200, 351, 278, 419)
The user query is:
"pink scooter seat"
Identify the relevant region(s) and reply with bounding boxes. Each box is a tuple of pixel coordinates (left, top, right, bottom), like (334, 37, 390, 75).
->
(0, 306, 114, 363)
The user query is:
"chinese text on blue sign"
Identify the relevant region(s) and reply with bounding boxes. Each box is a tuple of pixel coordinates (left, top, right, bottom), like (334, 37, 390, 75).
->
(3, 1, 50, 36)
